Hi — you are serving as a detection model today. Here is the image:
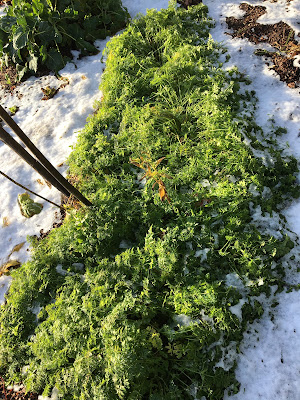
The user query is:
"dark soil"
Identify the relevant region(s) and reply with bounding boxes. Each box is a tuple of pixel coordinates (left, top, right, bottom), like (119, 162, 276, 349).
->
(0, 63, 20, 93)
(226, 3, 300, 88)
(177, 0, 202, 9)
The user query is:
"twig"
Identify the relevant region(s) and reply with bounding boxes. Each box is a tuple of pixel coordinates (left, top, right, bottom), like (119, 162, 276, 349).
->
(0, 376, 7, 400)
(0, 170, 63, 209)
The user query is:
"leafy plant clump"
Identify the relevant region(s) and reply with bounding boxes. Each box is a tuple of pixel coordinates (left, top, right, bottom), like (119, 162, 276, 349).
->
(0, 0, 129, 78)
(0, 3, 299, 400)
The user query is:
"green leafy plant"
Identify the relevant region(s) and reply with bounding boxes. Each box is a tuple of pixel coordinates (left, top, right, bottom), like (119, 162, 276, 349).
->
(0, 0, 129, 78)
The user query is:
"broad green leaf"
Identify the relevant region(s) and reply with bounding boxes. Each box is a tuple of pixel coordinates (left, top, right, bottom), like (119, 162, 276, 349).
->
(0, 16, 17, 34)
(0, 30, 8, 51)
(37, 21, 56, 44)
(12, 27, 28, 50)
(54, 27, 63, 44)
(77, 37, 98, 53)
(39, 44, 47, 62)
(45, 48, 65, 72)
(67, 23, 84, 41)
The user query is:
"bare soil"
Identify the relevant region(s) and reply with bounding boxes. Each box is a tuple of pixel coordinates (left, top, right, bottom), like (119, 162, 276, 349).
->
(0, 379, 38, 400)
(226, 2, 300, 88)
(0, 63, 20, 93)
(177, 0, 202, 9)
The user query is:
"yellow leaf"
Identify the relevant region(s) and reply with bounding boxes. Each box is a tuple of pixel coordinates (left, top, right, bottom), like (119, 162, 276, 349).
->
(0, 260, 21, 276)
(10, 242, 25, 254)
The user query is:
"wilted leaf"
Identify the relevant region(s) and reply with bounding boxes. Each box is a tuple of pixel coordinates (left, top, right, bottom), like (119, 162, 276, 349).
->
(0, 16, 16, 34)
(28, 53, 38, 72)
(18, 192, 43, 218)
(41, 86, 59, 100)
(10, 242, 25, 254)
(2, 217, 9, 227)
(0, 260, 21, 276)
(157, 180, 171, 203)
(59, 76, 70, 89)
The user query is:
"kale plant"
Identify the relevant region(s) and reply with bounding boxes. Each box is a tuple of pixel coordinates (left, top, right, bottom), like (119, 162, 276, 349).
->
(0, 0, 129, 78)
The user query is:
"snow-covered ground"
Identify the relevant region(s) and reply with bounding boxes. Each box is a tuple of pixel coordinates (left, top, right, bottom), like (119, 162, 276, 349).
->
(0, 0, 300, 398)
(206, 1, 300, 399)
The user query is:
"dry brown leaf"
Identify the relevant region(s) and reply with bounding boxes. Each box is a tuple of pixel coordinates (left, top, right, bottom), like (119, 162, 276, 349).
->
(57, 162, 64, 168)
(37, 178, 44, 185)
(158, 180, 171, 203)
(0, 260, 21, 276)
(10, 242, 25, 254)
(2, 217, 9, 227)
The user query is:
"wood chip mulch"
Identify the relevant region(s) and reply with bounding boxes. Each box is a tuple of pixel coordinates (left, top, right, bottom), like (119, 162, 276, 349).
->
(226, 3, 300, 88)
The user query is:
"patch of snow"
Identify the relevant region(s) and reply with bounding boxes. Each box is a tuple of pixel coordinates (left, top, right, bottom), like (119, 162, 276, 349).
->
(122, 0, 169, 18)
(38, 387, 60, 400)
(230, 298, 248, 321)
(250, 204, 283, 239)
(174, 314, 193, 326)
(293, 55, 300, 69)
(248, 183, 260, 196)
(195, 248, 210, 262)
(0, 275, 12, 305)
(56, 264, 75, 277)
(225, 272, 245, 292)
(224, 290, 300, 400)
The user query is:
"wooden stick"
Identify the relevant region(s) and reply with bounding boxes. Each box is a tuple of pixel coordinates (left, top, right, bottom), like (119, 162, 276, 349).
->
(0, 105, 92, 206)
(0, 125, 71, 197)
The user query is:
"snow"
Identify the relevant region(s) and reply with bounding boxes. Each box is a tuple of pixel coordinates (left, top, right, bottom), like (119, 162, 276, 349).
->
(0, 0, 300, 399)
(0, 274, 12, 305)
(224, 290, 300, 400)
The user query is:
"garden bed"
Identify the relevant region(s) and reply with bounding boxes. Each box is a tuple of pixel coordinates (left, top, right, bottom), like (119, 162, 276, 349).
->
(0, 3, 299, 399)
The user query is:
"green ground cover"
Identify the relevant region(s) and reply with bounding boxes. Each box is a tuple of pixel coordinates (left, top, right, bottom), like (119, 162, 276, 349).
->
(0, 3, 299, 399)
